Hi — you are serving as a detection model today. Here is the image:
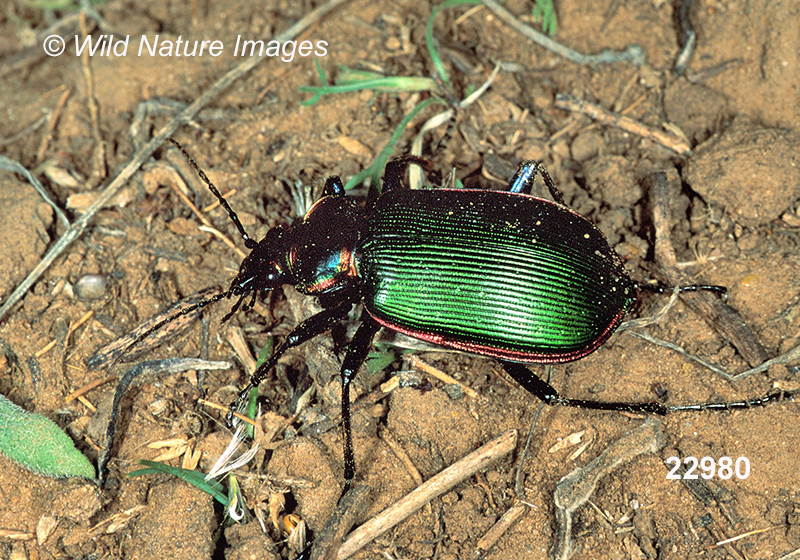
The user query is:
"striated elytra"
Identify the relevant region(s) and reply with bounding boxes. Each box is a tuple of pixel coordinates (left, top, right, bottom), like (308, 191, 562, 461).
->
(359, 186, 635, 363)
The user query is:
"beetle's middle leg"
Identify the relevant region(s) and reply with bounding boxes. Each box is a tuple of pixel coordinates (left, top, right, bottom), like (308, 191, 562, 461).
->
(338, 311, 381, 491)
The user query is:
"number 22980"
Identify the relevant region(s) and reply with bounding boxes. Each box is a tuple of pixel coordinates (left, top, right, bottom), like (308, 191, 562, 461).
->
(665, 456, 750, 480)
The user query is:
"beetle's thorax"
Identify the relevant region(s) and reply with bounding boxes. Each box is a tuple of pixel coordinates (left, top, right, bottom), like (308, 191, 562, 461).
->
(229, 195, 365, 298)
(283, 194, 365, 295)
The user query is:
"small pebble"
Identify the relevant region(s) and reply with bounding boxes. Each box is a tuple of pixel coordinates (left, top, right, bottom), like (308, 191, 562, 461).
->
(781, 211, 800, 227)
(442, 383, 464, 400)
(75, 274, 107, 300)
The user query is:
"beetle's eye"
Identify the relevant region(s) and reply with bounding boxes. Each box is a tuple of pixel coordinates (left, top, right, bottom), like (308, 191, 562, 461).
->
(266, 264, 283, 284)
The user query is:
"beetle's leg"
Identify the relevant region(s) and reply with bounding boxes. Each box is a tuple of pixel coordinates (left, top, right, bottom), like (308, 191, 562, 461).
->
(323, 176, 346, 197)
(499, 360, 669, 414)
(500, 361, 800, 414)
(507, 160, 567, 206)
(668, 389, 798, 412)
(383, 155, 432, 191)
(637, 282, 728, 299)
(507, 160, 539, 195)
(339, 311, 382, 491)
(227, 293, 359, 425)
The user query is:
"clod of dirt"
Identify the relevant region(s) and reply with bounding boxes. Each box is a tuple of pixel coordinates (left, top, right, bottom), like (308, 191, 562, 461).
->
(51, 484, 103, 524)
(582, 156, 642, 209)
(267, 437, 341, 531)
(386, 387, 482, 478)
(0, 173, 53, 300)
(570, 129, 605, 162)
(128, 480, 215, 559)
(684, 116, 800, 227)
(225, 522, 280, 560)
(663, 79, 729, 145)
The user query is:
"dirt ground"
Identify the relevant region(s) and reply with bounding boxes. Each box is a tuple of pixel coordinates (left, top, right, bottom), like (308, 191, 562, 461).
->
(0, 0, 799, 559)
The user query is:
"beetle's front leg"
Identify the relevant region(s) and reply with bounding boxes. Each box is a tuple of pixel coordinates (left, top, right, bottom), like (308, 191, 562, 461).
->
(227, 292, 360, 425)
(339, 311, 381, 491)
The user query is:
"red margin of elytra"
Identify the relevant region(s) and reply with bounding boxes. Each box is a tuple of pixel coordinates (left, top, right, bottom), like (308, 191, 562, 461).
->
(365, 307, 627, 365)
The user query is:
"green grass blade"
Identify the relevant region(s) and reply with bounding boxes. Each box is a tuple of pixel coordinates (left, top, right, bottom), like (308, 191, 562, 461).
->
(533, 0, 558, 36)
(129, 460, 229, 506)
(344, 97, 449, 190)
(426, 0, 483, 88)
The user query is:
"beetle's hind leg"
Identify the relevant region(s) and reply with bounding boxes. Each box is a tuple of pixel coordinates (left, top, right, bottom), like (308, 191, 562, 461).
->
(499, 360, 799, 414)
(499, 360, 669, 414)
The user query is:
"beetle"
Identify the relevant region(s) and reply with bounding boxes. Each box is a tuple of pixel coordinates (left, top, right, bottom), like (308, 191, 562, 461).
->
(138, 141, 793, 493)
(158, 148, 787, 491)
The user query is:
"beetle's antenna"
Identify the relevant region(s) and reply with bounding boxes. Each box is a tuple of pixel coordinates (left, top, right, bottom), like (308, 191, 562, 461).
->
(167, 138, 258, 250)
(98, 287, 237, 481)
(107, 288, 237, 371)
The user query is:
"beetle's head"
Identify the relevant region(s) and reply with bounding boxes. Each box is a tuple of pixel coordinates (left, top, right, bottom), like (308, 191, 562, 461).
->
(229, 225, 291, 300)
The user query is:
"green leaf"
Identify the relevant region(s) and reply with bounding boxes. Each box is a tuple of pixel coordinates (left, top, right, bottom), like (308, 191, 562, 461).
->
(0, 394, 95, 479)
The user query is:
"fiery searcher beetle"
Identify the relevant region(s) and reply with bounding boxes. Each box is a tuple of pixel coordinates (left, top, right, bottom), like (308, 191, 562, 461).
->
(123, 140, 796, 492)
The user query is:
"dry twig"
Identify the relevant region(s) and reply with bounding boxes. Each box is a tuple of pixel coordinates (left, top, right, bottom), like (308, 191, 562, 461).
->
(336, 429, 518, 559)
(79, 12, 107, 186)
(552, 420, 664, 560)
(482, 0, 645, 66)
(555, 93, 692, 155)
(646, 171, 768, 368)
